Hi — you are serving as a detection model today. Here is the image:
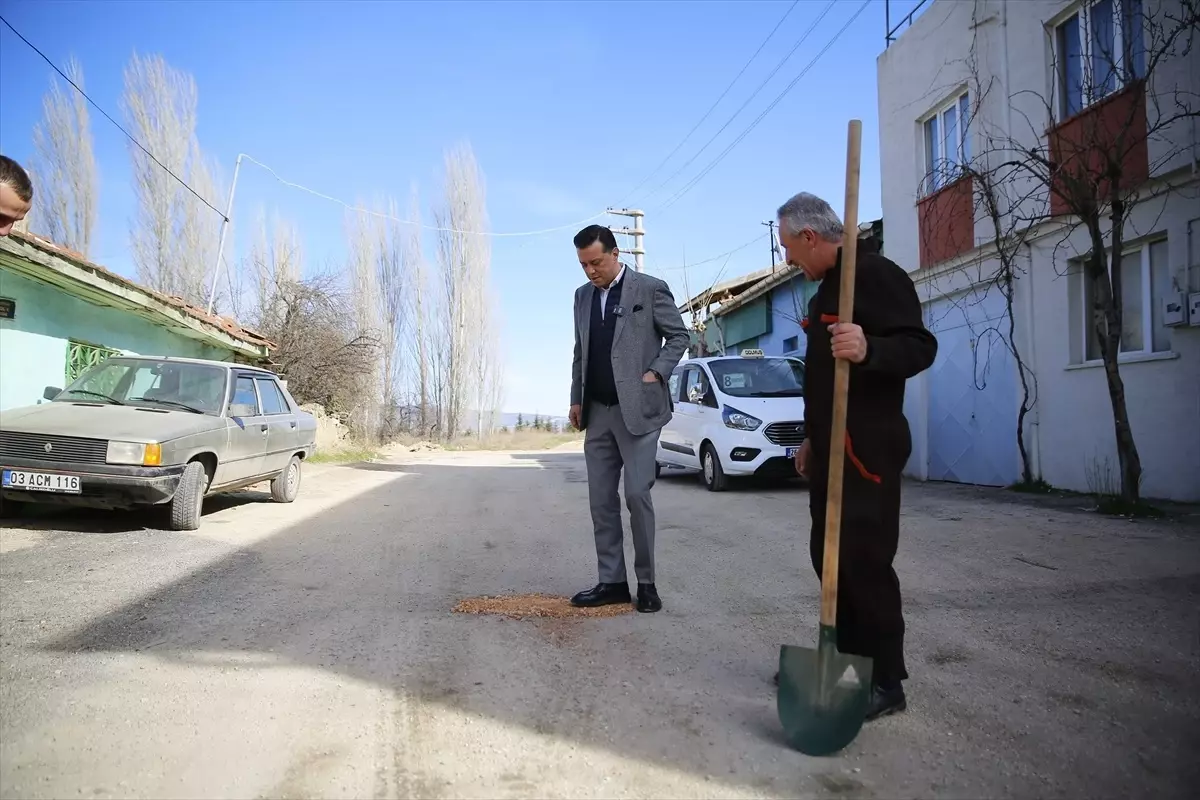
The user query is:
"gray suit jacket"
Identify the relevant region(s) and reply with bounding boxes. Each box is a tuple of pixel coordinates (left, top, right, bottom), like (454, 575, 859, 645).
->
(571, 268, 690, 436)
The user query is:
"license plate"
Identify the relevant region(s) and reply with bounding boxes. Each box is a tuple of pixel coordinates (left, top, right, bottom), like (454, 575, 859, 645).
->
(2, 469, 82, 494)
(786, 447, 801, 457)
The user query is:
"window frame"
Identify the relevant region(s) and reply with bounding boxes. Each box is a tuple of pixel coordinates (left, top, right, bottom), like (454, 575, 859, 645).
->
(229, 373, 264, 417)
(1053, 0, 1145, 122)
(1080, 236, 1170, 363)
(254, 376, 291, 416)
(921, 90, 971, 196)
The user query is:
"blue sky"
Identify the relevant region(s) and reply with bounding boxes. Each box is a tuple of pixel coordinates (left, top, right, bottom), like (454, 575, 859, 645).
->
(0, 0, 911, 415)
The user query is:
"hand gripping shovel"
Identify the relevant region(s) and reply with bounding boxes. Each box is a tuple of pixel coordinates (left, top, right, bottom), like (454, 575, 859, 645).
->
(777, 119, 873, 757)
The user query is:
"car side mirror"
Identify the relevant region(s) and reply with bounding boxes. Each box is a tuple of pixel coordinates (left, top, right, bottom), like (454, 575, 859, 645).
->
(687, 385, 703, 404)
(43, 386, 61, 401)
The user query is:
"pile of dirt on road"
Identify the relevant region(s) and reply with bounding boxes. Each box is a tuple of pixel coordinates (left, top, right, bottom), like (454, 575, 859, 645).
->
(453, 593, 633, 620)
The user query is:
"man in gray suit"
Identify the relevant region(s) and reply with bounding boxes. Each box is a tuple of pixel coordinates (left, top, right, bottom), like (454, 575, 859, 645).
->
(568, 225, 690, 613)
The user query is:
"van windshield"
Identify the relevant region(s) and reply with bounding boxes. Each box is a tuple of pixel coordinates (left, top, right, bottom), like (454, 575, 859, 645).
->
(709, 357, 804, 398)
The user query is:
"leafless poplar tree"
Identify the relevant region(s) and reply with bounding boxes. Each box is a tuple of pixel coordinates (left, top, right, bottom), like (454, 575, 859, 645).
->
(431, 142, 502, 439)
(401, 187, 434, 437)
(29, 56, 97, 256)
(121, 52, 223, 305)
(346, 206, 384, 439)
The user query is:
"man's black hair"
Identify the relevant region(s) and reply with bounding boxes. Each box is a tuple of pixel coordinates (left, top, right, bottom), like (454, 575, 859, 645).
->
(573, 224, 618, 252)
(0, 155, 33, 202)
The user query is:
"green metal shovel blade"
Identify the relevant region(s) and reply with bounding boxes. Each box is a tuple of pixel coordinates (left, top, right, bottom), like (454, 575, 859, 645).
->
(777, 626, 874, 756)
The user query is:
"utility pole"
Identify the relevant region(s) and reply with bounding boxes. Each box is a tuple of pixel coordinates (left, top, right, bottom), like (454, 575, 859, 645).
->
(206, 153, 245, 315)
(607, 207, 645, 272)
(761, 220, 782, 269)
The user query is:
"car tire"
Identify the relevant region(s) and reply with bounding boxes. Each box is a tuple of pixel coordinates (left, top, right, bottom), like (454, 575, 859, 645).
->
(168, 460, 209, 531)
(271, 455, 302, 503)
(701, 443, 728, 492)
(655, 461, 662, 480)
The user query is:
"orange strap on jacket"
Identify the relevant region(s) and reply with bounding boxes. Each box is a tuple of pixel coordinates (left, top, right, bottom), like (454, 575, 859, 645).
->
(845, 433, 882, 484)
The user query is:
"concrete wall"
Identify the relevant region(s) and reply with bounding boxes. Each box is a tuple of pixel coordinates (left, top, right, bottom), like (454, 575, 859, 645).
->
(0, 267, 236, 412)
(881, 0, 1200, 501)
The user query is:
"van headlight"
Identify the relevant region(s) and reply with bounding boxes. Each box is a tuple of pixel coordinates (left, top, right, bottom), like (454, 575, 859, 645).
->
(721, 405, 762, 431)
(106, 441, 163, 466)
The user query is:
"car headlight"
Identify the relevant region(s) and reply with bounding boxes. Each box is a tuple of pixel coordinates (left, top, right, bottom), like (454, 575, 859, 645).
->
(721, 405, 762, 431)
(106, 441, 162, 466)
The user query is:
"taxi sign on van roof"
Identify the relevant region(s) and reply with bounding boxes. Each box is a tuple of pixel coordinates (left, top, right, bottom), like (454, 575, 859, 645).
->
(740, 348, 764, 358)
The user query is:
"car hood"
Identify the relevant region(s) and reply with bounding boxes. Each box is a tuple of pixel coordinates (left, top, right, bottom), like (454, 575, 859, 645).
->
(0, 402, 224, 443)
(714, 395, 806, 423)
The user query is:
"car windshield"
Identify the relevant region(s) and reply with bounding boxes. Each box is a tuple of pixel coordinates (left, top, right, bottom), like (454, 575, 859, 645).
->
(55, 358, 228, 415)
(708, 357, 805, 398)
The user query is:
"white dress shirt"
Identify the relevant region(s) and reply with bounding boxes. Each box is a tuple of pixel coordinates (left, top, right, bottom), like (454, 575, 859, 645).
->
(598, 265, 626, 321)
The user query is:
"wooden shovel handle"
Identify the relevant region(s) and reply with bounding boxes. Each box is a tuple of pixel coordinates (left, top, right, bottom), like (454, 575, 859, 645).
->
(819, 119, 863, 629)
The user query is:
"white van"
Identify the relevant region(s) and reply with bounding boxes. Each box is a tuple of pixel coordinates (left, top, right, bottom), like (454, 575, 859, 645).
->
(656, 349, 806, 491)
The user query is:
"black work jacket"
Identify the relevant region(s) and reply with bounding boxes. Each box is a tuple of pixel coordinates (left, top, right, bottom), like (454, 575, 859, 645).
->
(802, 244, 937, 441)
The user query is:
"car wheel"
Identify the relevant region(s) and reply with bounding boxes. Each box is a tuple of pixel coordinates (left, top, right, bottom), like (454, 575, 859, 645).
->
(701, 443, 728, 492)
(655, 461, 662, 480)
(168, 460, 209, 531)
(271, 455, 302, 503)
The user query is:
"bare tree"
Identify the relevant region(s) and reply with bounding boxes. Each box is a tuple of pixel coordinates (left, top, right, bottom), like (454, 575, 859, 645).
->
(29, 56, 97, 256)
(121, 52, 222, 305)
(346, 207, 383, 439)
(431, 142, 501, 440)
(373, 197, 407, 436)
(402, 187, 434, 437)
(922, 0, 1197, 503)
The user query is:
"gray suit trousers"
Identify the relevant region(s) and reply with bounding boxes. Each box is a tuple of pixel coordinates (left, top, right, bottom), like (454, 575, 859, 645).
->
(584, 401, 659, 585)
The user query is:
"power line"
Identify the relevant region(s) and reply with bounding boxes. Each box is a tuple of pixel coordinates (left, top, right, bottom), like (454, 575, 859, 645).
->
(637, 0, 839, 206)
(659, 0, 872, 211)
(239, 154, 609, 237)
(654, 233, 769, 272)
(0, 14, 227, 218)
(615, 0, 801, 207)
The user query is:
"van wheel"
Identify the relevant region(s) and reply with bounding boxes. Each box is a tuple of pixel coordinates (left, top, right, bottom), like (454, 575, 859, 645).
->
(655, 461, 662, 480)
(700, 444, 728, 492)
(168, 461, 209, 531)
(271, 455, 302, 503)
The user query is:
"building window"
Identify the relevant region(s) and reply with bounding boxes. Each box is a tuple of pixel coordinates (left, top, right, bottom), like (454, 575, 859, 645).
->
(1055, 0, 1145, 120)
(783, 336, 799, 352)
(65, 340, 120, 384)
(1081, 237, 1171, 361)
(922, 91, 971, 195)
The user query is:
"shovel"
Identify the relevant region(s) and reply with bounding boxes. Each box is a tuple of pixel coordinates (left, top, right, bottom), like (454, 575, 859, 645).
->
(776, 119, 873, 757)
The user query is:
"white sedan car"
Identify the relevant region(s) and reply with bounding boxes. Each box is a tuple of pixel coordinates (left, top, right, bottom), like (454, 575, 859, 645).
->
(656, 350, 806, 491)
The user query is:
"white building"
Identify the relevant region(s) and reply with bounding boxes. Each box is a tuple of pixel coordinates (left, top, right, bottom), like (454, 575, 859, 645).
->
(878, 0, 1200, 501)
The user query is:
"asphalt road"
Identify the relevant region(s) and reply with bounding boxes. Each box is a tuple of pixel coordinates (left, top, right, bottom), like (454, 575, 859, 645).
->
(1, 449, 1198, 799)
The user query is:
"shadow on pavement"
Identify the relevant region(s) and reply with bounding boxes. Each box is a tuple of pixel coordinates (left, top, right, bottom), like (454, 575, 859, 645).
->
(1, 490, 268, 534)
(32, 451, 1200, 798)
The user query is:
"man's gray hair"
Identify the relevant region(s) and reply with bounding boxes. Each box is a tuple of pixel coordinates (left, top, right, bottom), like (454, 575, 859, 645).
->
(777, 192, 843, 243)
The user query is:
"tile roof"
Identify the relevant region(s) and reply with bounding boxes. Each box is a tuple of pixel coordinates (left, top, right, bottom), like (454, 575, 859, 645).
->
(5, 230, 273, 352)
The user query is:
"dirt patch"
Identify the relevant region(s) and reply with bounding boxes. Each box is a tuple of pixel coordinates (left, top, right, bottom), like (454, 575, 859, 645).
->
(452, 593, 634, 620)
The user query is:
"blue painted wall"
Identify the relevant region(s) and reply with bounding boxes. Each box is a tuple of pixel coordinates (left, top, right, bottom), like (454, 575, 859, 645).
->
(758, 275, 819, 357)
(0, 267, 236, 412)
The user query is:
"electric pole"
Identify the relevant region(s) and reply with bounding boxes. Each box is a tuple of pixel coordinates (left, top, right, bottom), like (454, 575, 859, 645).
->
(607, 208, 645, 272)
(762, 220, 782, 269)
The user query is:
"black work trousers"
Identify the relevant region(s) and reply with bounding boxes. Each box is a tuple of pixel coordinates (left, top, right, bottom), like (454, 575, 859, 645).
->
(806, 418, 912, 686)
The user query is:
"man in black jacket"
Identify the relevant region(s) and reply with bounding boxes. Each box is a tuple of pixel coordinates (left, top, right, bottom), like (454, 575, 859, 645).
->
(773, 192, 938, 721)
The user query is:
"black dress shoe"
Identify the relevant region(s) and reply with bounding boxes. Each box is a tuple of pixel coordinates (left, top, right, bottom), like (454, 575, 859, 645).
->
(864, 682, 907, 721)
(570, 582, 631, 607)
(636, 583, 662, 613)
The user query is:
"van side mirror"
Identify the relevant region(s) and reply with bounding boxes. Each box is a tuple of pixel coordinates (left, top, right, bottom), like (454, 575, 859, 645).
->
(687, 385, 703, 404)
(43, 386, 61, 401)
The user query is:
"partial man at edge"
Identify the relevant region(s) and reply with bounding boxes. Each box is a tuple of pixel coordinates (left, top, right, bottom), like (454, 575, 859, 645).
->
(774, 192, 938, 721)
(568, 224, 690, 614)
(0, 155, 33, 237)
